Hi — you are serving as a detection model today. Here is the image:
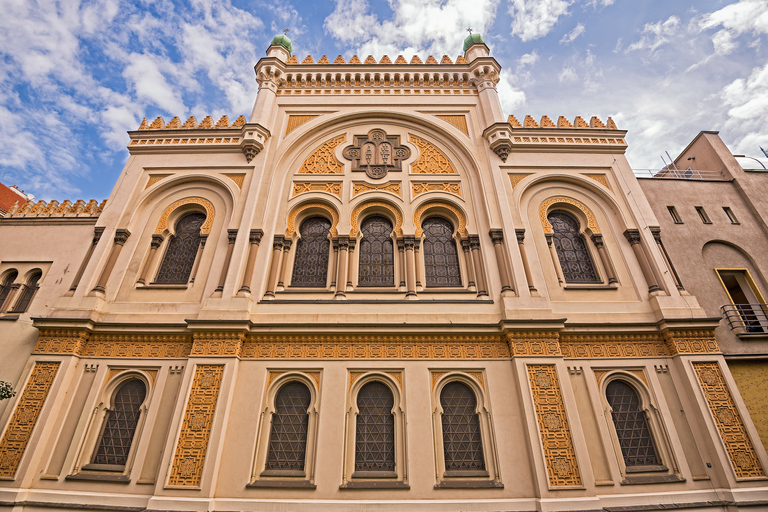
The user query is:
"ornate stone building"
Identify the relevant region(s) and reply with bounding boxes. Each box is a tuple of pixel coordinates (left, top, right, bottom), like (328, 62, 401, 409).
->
(0, 34, 766, 511)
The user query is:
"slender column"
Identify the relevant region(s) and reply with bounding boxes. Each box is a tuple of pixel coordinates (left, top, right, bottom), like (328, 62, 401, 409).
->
(238, 229, 264, 293)
(264, 236, 284, 299)
(624, 229, 661, 293)
(515, 229, 537, 293)
(414, 239, 424, 291)
(335, 237, 349, 299)
(397, 238, 407, 291)
(189, 235, 207, 284)
(70, 227, 105, 292)
(546, 234, 565, 284)
(277, 238, 293, 290)
(651, 227, 683, 290)
(404, 236, 417, 299)
(346, 238, 356, 290)
(469, 235, 488, 298)
(329, 238, 339, 292)
(215, 230, 238, 292)
(489, 229, 513, 293)
(461, 238, 476, 291)
(92, 229, 131, 293)
(590, 234, 618, 284)
(137, 235, 164, 285)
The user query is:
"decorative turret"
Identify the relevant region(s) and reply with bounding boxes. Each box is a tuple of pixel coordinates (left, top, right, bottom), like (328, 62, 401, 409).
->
(463, 29, 489, 61)
(267, 31, 292, 62)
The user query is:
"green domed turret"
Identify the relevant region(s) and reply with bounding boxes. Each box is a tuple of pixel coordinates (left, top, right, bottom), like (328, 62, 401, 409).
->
(270, 33, 292, 53)
(463, 32, 485, 51)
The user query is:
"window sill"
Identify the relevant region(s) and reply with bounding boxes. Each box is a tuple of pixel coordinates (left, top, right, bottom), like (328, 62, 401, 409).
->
(443, 469, 489, 478)
(0, 315, 19, 321)
(340, 480, 409, 489)
(247, 479, 315, 489)
(138, 283, 189, 289)
(260, 469, 305, 477)
(626, 464, 668, 473)
(435, 479, 503, 489)
(65, 472, 130, 483)
(563, 283, 618, 290)
(621, 473, 685, 485)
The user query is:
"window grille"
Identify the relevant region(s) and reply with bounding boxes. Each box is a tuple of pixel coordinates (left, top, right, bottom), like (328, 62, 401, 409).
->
(10, 272, 40, 313)
(358, 216, 395, 287)
(155, 213, 206, 284)
(606, 380, 661, 467)
(291, 217, 331, 287)
(422, 217, 461, 287)
(355, 381, 395, 472)
(548, 211, 599, 283)
(0, 270, 18, 309)
(265, 381, 311, 471)
(440, 381, 485, 471)
(92, 379, 146, 466)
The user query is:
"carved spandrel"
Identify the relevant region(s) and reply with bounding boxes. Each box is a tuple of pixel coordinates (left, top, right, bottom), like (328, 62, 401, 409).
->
(342, 129, 411, 180)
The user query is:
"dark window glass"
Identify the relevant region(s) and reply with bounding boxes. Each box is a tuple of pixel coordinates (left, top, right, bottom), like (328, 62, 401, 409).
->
(358, 215, 394, 287)
(266, 381, 312, 471)
(422, 217, 461, 287)
(355, 381, 395, 472)
(0, 270, 18, 309)
(92, 380, 146, 466)
(291, 217, 331, 287)
(606, 380, 661, 467)
(548, 211, 599, 283)
(155, 213, 206, 284)
(440, 381, 485, 471)
(11, 272, 40, 313)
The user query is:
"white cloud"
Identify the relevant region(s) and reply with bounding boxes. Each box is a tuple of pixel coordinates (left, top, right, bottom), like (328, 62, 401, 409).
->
(699, 0, 768, 55)
(508, 0, 572, 42)
(560, 23, 585, 44)
(558, 66, 578, 83)
(497, 69, 527, 114)
(626, 15, 681, 53)
(123, 53, 187, 114)
(720, 62, 768, 156)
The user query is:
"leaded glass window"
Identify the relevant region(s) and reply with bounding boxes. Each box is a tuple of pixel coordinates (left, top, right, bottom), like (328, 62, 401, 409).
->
(606, 380, 661, 468)
(358, 216, 394, 287)
(548, 211, 599, 283)
(92, 379, 146, 467)
(355, 381, 395, 472)
(291, 217, 331, 287)
(155, 213, 206, 284)
(10, 271, 40, 313)
(422, 217, 461, 287)
(0, 270, 18, 309)
(265, 381, 311, 472)
(440, 382, 485, 471)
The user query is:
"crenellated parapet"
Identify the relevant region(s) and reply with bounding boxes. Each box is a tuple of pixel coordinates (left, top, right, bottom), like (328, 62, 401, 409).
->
(6, 198, 106, 218)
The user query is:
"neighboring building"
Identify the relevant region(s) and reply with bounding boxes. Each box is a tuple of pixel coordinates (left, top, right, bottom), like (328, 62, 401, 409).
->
(0, 34, 767, 512)
(638, 131, 768, 455)
(0, 183, 32, 217)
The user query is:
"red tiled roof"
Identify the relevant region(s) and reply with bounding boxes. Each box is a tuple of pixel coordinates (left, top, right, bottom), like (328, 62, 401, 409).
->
(0, 182, 27, 214)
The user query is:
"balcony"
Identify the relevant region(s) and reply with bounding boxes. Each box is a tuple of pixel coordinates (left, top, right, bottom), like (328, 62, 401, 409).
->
(721, 304, 768, 336)
(634, 168, 727, 180)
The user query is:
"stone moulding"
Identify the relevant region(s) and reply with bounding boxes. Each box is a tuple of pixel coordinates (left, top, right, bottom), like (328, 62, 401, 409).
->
(155, 197, 215, 236)
(539, 196, 600, 235)
(9, 199, 106, 218)
(285, 201, 340, 238)
(350, 200, 404, 237)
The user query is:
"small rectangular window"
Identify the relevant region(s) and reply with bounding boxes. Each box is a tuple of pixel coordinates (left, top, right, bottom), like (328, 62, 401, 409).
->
(695, 206, 712, 224)
(723, 207, 739, 224)
(667, 206, 682, 224)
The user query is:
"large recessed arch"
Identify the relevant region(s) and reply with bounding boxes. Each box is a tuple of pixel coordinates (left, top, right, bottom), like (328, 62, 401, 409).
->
(155, 197, 215, 235)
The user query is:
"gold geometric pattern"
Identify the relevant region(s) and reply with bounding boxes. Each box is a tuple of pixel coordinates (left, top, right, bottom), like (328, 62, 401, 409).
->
(350, 200, 404, 237)
(662, 329, 720, 355)
(349, 371, 402, 388)
(409, 134, 456, 174)
(286, 201, 340, 237)
(506, 331, 562, 356)
(155, 197, 215, 235)
(292, 181, 342, 199)
(527, 364, 582, 487)
(413, 200, 467, 238)
(0, 362, 60, 478)
(298, 135, 345, 174)
(285, 115, 319, 136)
(411, 181, 462, 199)
(33, 329, 90, 354)
(191, 332, 245, 356)
(352, 181, 402, 198)
(435, 115, 469, 135)
(584, 174, 610, 190)
(693, 362, 765, 479)
(82, 334, 192, 358)
(508, 174, 531, 189)
(539, 196, 599, 235)
(222, 174, 245, 189)
(168, 365, 224, 486)
(129, 137, 241, 147)
(593, 369, 647, 386)
(430, 371, 484, 390)
(560, 333, 668, 358)
(145, 174, 171, 189)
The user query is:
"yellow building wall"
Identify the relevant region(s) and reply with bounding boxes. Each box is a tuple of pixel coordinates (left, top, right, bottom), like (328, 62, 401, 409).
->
(728, 360, 768, 453)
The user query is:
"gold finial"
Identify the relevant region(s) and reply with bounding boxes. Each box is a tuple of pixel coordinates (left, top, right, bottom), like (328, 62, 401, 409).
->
(467, 27, 473, 34)
(283, 28, 290, 35)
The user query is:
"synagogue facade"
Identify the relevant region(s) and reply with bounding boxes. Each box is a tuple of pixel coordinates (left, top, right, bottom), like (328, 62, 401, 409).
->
(0, 34, 766, 512)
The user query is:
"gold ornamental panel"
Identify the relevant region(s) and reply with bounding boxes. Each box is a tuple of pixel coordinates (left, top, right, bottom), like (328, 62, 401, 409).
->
(83, 334, 192, 358)
(191, 332, 245, 356)
(663, 329, 720, 355)
(560, 333, 668, 358)
(539, 196, 599, 235)
(413, 200, 467, 238)
(222, 173, 245, 189)
(506, 331, 562, 356)
(297, 135, 345, 174)
(508, 173, 532, 189)
(693, 362, 765, 479)
(168, 365, 224, 486)
(155, 197, 215, 235)
(583, 174, 610, 190)
(145, 174, 171, 189)
(0, 362, 60, 478)
(352, 181, 402, 198)
(286, 201, 340, 237)
(350, 200, 404, 237)
(34, 329, 89, 355)
(527, 364, 582, 487)
(408, 134, 457, 174)
(292, 181, 342, 199)
(411, 181, 462, 199)
(435, 115, 469, 136)
(285, 115, 319, 136)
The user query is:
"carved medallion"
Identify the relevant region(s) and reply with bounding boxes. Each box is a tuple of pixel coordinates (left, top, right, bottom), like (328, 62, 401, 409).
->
(342, 129, 411, 180)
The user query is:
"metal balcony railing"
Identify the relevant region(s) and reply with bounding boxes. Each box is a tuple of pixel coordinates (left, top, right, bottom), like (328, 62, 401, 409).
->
(633, 168, 726, 180)
(721, 303, 768, 334)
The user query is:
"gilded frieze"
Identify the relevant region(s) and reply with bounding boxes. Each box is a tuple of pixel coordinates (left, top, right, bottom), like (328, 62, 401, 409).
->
(292, 181, 342, 199)
(663, 329, 720, 355)
(297, 135, 345, 174)
(34, 329, 89, 355)
(83, 334, 192, 358)
(411, 181, 462, 199)
(408, 135, 457, 174)
(435, 115, 469, 136)
(351, 181, 402, 198)
(560, 333, 668, 358)
(506, 331, 562, 356)
(191, 332, 245, 356)
(285, 115, 319, 136)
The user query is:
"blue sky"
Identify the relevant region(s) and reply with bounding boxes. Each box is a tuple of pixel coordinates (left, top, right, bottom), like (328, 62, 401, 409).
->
(0, 0, 766, 201)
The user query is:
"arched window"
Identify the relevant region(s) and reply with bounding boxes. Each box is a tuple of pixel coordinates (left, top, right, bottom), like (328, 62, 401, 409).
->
(606, 380, 661, 468)
(0, 270, 18, 311)
(358, 215, 394, 287)
(291, 216, 331, 287)
(440, 382, 485, 472)
(10, 271, 41, 313)
(265, 381, 311, 472)
(91, 379, 147, 467)
(548, 210, 599, 283)
(422, 217, 461, 287)
(355, 381, 395, 473)
(156, 212, 206, 284)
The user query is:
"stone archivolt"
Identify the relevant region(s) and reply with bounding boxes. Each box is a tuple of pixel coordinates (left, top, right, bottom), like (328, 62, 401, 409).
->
(413, 200, 467, 238)
(286, 201, 340, 237)
(350, 200, 404, 237)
